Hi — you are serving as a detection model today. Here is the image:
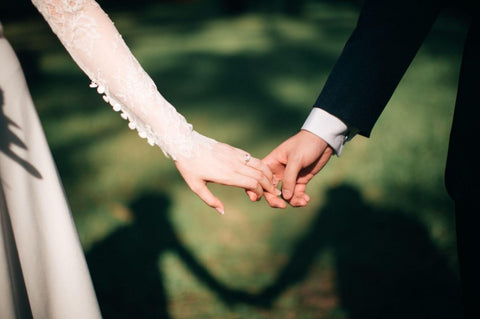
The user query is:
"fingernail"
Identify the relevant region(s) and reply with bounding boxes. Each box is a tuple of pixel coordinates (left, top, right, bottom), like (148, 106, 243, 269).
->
(275, 189, 282, 196)
(283, 190, 292, 199)
(216, 207, 225, 215)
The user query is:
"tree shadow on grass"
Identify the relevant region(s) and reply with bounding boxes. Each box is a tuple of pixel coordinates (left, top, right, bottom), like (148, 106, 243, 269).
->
(254, 184, 463, 318)
(86, 191, 243, 319)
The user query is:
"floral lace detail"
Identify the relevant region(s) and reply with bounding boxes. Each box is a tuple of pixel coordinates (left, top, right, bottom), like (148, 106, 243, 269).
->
(31, 0, 215, 159)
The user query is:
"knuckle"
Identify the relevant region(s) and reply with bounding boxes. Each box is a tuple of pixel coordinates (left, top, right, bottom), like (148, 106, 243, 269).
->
(249, 180, 261, 190)
(190, 183, 204, 194)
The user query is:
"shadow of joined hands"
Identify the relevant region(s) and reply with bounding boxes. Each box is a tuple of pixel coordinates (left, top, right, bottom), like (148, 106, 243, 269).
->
(86, 185, 463, 319)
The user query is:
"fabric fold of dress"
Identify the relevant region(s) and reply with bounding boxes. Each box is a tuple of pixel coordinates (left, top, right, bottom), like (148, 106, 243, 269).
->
(0, 27, 102, 319)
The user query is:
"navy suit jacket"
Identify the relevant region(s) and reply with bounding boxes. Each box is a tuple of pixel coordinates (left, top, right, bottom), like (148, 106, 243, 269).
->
(314, 0, 448, 137)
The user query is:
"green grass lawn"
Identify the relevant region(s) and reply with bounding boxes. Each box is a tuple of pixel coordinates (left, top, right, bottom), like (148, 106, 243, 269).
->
(3, 0, 467, 318)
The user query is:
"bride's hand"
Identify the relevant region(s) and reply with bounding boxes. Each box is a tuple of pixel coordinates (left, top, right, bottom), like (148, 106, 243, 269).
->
(174, 142, 280, 215)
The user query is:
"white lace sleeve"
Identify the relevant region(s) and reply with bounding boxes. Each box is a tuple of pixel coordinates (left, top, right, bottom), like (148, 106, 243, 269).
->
(31, 0, 216, 159)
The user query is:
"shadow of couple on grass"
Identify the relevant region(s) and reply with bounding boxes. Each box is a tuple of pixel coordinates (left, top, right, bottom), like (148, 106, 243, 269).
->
(86, 184, 463, 319)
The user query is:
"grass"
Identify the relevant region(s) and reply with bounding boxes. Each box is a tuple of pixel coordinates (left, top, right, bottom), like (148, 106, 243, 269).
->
(3, 0, 468, 318)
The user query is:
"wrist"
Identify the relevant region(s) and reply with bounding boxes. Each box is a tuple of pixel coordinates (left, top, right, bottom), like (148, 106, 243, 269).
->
(301, 107, 349, 156)
(169, 131, 217, 161)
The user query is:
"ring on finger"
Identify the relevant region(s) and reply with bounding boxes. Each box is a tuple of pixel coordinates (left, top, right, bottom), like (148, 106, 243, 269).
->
(244, 153, 251, 165)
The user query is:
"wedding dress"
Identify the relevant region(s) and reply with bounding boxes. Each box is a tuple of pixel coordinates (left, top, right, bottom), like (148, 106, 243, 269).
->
(0, 1, 217, 318)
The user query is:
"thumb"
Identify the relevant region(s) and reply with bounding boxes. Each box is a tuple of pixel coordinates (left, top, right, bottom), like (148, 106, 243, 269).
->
(190, 181, 225, 215)
(282, 158, 302, 201)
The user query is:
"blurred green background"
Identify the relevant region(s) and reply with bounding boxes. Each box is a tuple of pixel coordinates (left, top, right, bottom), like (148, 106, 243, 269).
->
(2, 0, 469, 318)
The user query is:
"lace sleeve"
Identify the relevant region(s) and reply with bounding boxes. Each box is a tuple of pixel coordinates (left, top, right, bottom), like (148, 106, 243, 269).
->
(31, 0, 216, 159)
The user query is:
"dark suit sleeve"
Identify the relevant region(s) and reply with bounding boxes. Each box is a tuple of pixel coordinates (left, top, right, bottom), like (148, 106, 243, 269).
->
(314, 0, 445, 137)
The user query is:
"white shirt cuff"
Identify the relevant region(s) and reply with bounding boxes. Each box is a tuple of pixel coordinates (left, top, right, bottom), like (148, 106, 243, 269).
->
(301, 108, 351, 156)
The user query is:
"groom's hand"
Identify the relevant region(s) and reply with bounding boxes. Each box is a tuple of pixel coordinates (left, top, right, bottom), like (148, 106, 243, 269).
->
(259, 130, 333, 208)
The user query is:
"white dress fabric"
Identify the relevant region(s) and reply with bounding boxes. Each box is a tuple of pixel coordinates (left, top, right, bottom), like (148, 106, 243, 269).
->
(1, 0, 218, 318)
(0, 31, 102, 319)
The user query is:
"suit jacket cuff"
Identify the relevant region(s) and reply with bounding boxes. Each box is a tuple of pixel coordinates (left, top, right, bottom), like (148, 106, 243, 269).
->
(301, 107, 356, 156)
